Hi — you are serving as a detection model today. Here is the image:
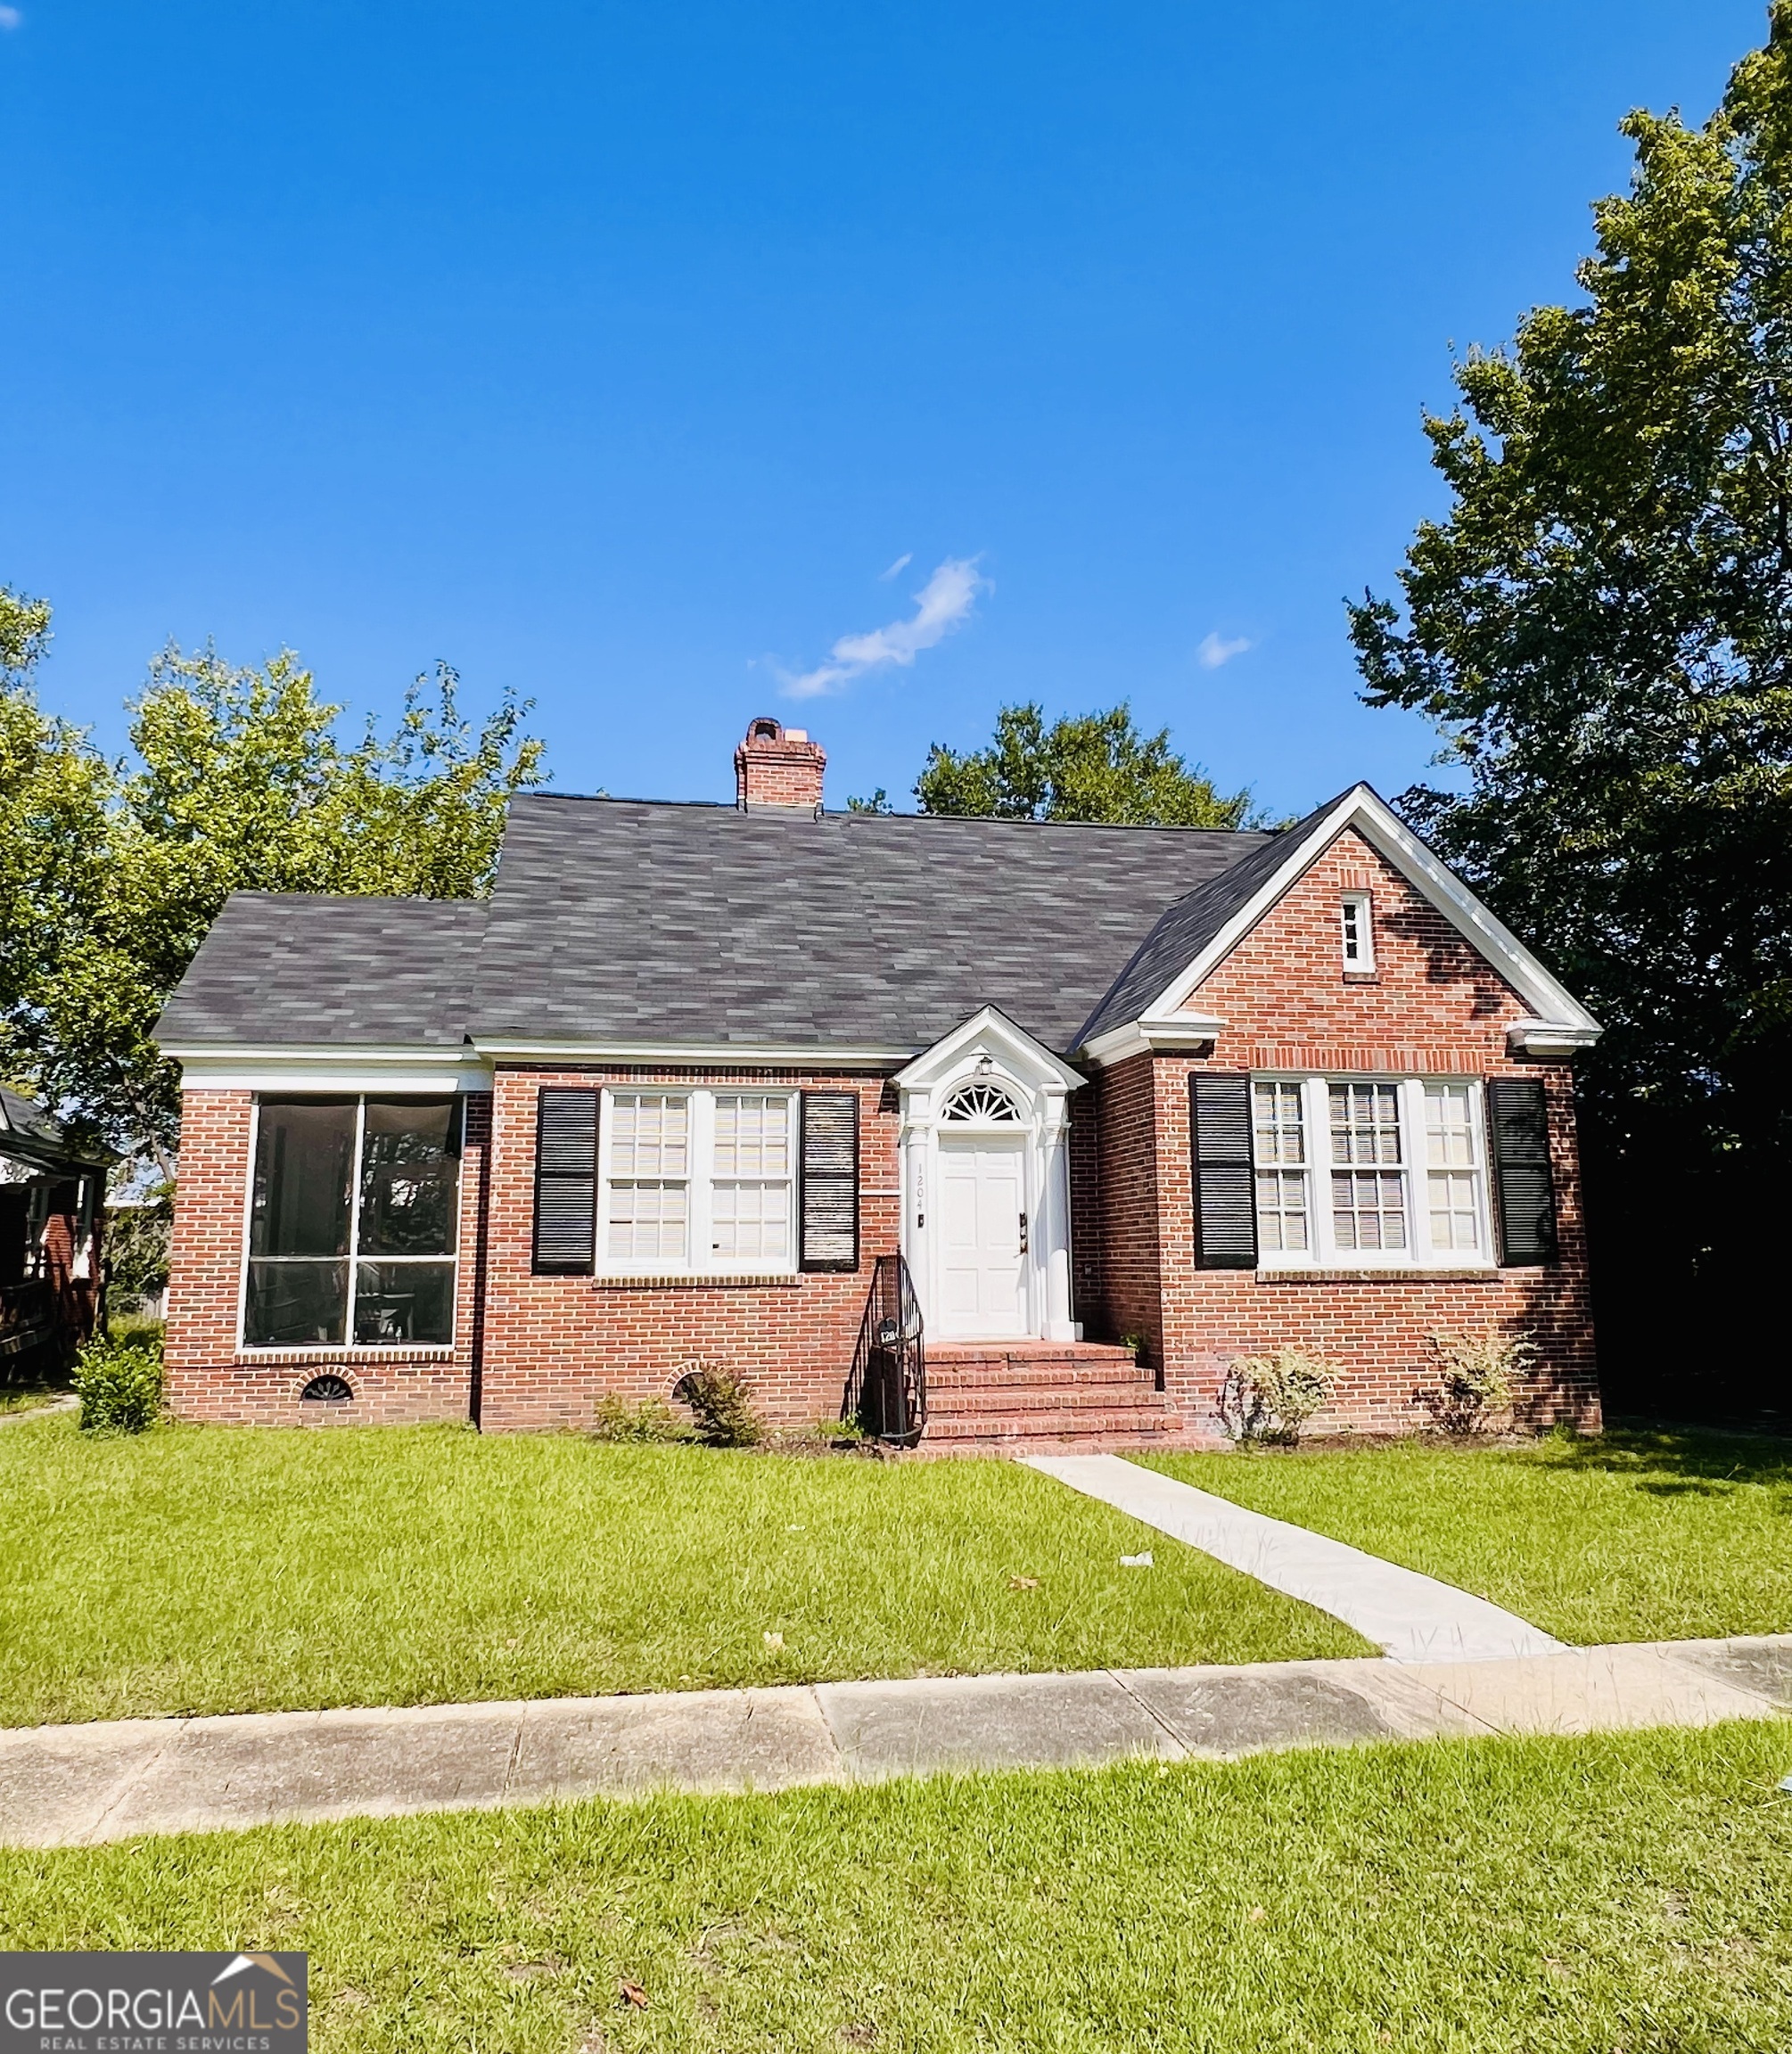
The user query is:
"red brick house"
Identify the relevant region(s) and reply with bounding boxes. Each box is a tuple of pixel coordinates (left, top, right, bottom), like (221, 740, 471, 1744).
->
(155, 717, 1602, 1444)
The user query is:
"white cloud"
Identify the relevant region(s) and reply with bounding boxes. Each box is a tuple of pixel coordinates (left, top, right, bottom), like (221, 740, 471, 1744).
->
(1196, 630, 1253, 670)
(783, 555, 990, 699)
(0, 9, 22, 28)
(878, 552, 912, 580)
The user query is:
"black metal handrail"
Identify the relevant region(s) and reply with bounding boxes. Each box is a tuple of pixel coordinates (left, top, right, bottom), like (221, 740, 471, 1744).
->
(843, 1253, 926, 1448)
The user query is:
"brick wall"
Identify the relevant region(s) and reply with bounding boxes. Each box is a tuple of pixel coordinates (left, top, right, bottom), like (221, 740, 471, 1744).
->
(163, 1090, 489, 1426)
(1137, 828, 1599, 1434)
(477, 1064, 898, 1432)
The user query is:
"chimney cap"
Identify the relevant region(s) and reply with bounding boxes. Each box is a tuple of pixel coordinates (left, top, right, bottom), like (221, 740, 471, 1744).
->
(735, 716, 826, 813)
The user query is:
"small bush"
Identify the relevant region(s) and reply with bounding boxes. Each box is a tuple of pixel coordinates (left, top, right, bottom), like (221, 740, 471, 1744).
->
(74, 1335, 164, 1435)
(591, 1393, 694, 1443)
(673, 1365, 767, 1448)
(1218, 1347, 1339, 1446)
(1426, 1327, 1538, 1434)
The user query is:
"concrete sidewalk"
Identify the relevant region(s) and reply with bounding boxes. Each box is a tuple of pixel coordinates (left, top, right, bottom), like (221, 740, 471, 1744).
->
(1024, 1452, 1566, 1662)
(3, 1636, 1787, 1849)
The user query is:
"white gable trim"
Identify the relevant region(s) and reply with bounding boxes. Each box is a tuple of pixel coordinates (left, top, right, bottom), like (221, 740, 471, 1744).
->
(1095, 785, 1600, 1061)
(892, 1005, 1085, 1095)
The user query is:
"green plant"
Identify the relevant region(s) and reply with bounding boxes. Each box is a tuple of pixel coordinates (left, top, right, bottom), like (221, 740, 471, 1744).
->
(1426, 1328, 1539, 1434)
(1217, 1348, 1339, 1446)
(590, 1393, 694, 1443)
(674, 1365, 767, 1448)
(72, 1333, 164, 1435)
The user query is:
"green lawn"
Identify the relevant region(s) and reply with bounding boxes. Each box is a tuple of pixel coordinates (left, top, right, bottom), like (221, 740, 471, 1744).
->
(3, 1723, 1789, 2051)
(0, 1417, 1365, 1726)
(1140, 1425, 1792, 1645)
(0, 1376, 70, 1416)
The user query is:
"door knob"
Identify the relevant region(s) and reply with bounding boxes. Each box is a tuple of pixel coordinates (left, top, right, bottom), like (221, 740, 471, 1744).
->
(1018, 1211, 1029, 1253)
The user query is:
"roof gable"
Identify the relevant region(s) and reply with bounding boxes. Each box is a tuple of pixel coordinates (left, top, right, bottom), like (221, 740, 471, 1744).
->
(1076, 785, 1600, 1063)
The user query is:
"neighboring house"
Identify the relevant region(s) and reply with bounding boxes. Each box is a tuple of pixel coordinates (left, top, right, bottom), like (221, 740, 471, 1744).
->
(155, 717, 1602, 1444)
(0, 1088, 107, 1370)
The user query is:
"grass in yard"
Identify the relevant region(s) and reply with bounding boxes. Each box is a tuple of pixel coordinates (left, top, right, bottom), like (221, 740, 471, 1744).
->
(0, 1374, 70, 1416)
(0, 1417, 1366, 1726)
(1140, 1425, 1792, 1644)
(4, 1722, 1790, 2050)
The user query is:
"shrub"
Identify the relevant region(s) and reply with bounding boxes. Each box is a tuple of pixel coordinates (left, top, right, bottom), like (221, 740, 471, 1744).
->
(673, 1365, 767, 1448)
(1217, 1347, 1339, 1446)
(590, 1393, 694, 1443)
(73, 1334, 164, 1435)
(1426, 1327, 1538, 1434)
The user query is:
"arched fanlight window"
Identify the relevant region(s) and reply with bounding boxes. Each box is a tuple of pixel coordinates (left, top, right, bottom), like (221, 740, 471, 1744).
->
(941, 1080, 1021, 1122)
(300, 1374, 355, 1404)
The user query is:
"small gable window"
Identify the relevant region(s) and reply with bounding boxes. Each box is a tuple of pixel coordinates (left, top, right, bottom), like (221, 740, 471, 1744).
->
(941, 1080, 1021, 1123)
(1340, 891, 1375, 971)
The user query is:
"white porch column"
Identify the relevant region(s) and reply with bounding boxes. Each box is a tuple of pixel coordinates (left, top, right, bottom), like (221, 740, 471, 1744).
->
(900, 1097, 933, 1314)
(1040, 1090, 1078, 1342)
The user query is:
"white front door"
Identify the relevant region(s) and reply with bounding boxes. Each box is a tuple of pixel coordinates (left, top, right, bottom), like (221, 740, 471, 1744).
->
(937, 1135, 1028, 1338)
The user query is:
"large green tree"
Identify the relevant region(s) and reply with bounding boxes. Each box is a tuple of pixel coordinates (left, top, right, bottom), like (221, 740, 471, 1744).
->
(916, 702, 1254, 826)
(0, 605, 543, 1172)
(1349, 6, 1792, 1395)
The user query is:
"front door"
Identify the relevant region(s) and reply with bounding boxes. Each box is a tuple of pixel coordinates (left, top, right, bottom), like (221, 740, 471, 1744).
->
(937, 1135, 1028, 1337)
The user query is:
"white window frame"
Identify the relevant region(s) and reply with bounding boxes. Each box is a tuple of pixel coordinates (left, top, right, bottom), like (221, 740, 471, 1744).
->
(1340, 891, 1376, 971)
(596, 1087, 799, 1276)
(238, 1094, 465, 1352)
(1250, 1074, 1494, 1271)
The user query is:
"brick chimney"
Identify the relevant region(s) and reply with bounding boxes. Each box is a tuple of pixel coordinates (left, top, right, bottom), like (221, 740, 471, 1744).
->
(735, 717, 826, 812)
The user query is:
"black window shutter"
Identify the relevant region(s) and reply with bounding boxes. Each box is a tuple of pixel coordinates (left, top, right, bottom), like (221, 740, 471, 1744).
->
(800, 1090, 859, 1272)
(532, 1087, 599, 1275)
(1190, 1072, 1257, 1269)
(1488, 1077, 1558, 1267)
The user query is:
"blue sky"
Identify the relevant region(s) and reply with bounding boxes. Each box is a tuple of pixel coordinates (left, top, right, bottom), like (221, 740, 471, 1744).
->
(0, 2, 1767, 816)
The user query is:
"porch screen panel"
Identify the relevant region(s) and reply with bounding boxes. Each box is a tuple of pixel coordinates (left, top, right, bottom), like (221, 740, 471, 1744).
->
(1487, 1078, 1558, 1266)
(798, 1091, 859, 1272)
(532, 1088, 600, 1275)
(1190, 1072, 1258, 1269)
(354, 1098, 460, 1343)
(245, 1097, 355, 1345)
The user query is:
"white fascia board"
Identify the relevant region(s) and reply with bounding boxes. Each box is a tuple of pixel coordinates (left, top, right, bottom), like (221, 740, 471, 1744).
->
(1079, 1015, 1228, 1069)
(892, 1005, 1086, 1093)
(472, 1037, 917, 1071)
(1132, 785, 1601, 1044)
(165, 1044, 494, 1094)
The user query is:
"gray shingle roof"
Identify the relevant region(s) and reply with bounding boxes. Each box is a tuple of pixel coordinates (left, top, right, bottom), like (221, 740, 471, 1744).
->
(155, 895, 489, 1048)
(1073, 794, 1344, 1047)
(470, 798, 1272, 1055)
(0, 1087, 111, 1172)
(154, 801, 1285, 1059)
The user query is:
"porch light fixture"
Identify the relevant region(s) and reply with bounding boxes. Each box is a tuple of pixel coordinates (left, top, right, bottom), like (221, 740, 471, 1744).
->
(974, 1054, 994, 1076)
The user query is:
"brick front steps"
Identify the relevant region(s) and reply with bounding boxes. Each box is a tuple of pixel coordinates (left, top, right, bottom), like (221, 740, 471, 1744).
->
(920, 1341, 1209, 1451)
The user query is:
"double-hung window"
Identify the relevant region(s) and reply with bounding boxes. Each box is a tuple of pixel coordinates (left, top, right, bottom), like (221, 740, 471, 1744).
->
(598, 1089, 796, 1274)
(1251, 1076, 1491, 1268)
(244, 1097, 462, 1348)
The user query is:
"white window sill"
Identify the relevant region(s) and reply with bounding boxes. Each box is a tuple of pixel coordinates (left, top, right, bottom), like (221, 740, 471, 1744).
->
(1253, 1266, 1499, 1284)
(234, 1344, 457, 1364)
(589, 1271, 805, 1290)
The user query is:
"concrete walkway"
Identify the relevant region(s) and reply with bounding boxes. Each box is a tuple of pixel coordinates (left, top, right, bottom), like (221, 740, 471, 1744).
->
(1024, 1452, 1565, 1663)
(2, 1637, 1785, 1849)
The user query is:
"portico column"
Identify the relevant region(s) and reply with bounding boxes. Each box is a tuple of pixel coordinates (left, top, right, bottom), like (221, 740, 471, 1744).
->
(900, 1096, 933, 1315)
(1041, 1093, 1078, 1342)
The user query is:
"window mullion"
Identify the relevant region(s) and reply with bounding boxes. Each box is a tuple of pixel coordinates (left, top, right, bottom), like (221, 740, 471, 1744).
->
(690, 1090, 712, 1273)
(343, 1096, 366, 1346)
(1402, 1078, 1428, 1263)
(1308, 1076, 1333, 1267)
